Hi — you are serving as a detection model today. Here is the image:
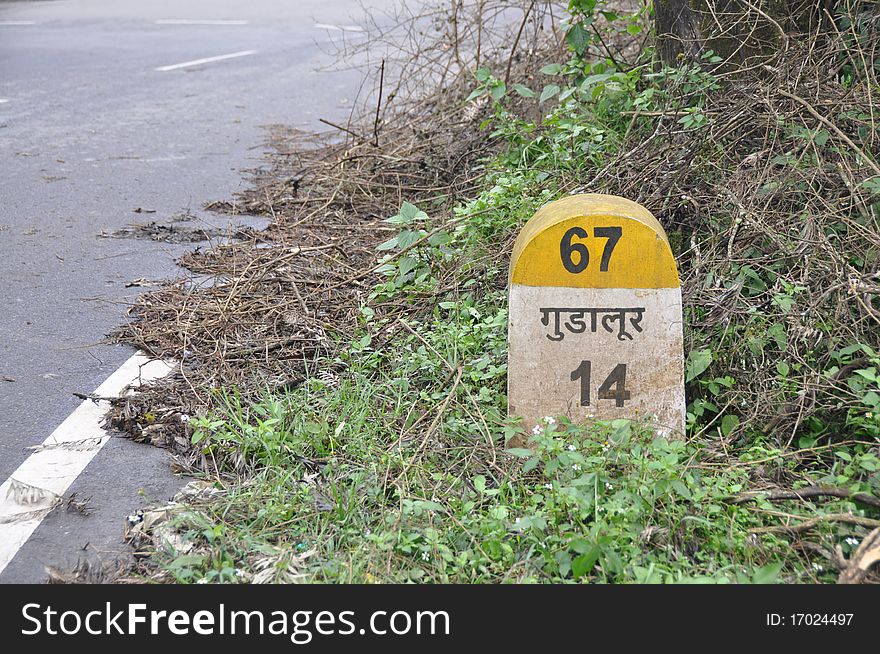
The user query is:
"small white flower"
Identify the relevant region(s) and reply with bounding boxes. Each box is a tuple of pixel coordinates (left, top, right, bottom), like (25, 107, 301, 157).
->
(179, 414, 190, 423)
(197, 578, 209, 584)
(566, 444, 576, 451)
(235, 569, 245, 578)
(543, 416, 556, 426)
(572, 463, 581, 472)
(421, 551, 430, 562)
(605, 482, 614, 490)
(812, 562, 823, 572)
(845, 537, 860, 547)
(544, 483, 552, 490)
(532, 425, 543, 435)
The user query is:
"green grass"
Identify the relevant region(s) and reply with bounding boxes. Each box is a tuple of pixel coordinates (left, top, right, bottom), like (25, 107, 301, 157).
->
(153, 268, 875, 583)
(158, 349, 871, 583)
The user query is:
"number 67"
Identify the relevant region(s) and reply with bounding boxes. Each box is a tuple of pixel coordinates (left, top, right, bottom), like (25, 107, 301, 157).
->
(560, 226, 622, 274)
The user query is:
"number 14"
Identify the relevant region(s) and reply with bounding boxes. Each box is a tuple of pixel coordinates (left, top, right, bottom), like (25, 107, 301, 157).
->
(570, 361, 631, 407)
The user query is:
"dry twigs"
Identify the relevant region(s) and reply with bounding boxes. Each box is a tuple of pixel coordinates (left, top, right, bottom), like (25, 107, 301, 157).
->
(572, 21, 880, 446)
(108, 1, 563, 471)
(729, 486, 880, 511)
(750, 513, 880, 535)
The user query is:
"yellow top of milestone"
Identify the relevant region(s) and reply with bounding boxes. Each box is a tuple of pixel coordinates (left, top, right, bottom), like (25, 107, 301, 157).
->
(509, 194, 679, 289)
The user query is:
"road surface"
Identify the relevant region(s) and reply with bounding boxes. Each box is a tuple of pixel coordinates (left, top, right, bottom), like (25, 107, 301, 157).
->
(0, 0, 386, 583)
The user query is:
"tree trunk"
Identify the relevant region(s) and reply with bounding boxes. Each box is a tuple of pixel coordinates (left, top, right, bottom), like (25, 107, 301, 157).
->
(654, 0, 834, 66)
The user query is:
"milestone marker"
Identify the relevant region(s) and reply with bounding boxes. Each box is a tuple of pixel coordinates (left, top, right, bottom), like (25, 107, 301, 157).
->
(507, 194, 685, 437)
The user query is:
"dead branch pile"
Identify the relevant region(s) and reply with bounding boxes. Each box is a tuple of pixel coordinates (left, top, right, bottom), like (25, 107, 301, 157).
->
(567, 8, 880, 449)
(108, 1, 568, 470)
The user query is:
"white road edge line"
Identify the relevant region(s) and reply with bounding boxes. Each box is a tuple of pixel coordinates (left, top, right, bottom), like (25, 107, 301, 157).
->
(0, 353, 174, 575)
(155, 19, 249, 26)
(0, 21, 37, 26)
(156, 49, 257, 72)
(313, 23, 364, 33)
(0, 99, 9, 104)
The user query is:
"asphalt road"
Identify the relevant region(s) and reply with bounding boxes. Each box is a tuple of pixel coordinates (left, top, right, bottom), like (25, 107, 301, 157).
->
(0, 0, 386, 583)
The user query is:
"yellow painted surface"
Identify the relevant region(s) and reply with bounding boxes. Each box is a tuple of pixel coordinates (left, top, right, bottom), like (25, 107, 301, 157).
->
(510, 194, 679, 289)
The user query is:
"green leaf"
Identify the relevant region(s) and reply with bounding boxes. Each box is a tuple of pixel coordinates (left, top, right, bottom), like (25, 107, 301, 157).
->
(572, 546, 601, 579)
(752, 561, 783, 584)
(512, 84, 535, 98)
(398, 256, 419, 276)
(860, 176, 880, 195)
(686, 349, 713, 382)
(505, 448, 534, 457)
(376, 235, 399, 251)
(854, 367, 879, 382)
(169, 554, 206, 568)
(522, 456, 540, 473)
(798, 435, 817, 449)
(539, 63, 562, 75)
(490, 82, 506, 102)
(559, 86, 577, 102)
(396, 230, 422, 249)
(570, 0, 598, 14)
(413, 500, 446, 513)
(837, 343, 866, 357)
(566, 22, 591, 56)
(571, 473, 596, 487)
(304, 421, 325, 434)
(671, 479, 692, 499)
(720, 414, 740, 437)
(569, 538, 592, 554)
(427, 231, 451, 247)
(580, 72, 614, 89)
(556, 551, 572, 577)
(768, 322, 787, 350)
(387, 201, 428, 225)
(474, 67, 492, 83)
(859, 456, 879, 471)
(539, 84, 560, 103)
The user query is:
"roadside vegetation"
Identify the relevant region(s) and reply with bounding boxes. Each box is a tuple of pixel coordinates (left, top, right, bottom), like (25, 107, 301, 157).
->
(112, 1, 880, 584)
